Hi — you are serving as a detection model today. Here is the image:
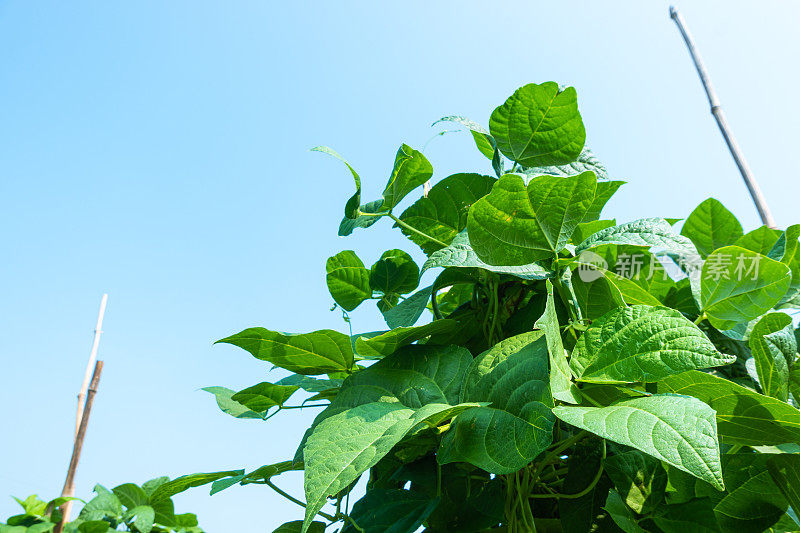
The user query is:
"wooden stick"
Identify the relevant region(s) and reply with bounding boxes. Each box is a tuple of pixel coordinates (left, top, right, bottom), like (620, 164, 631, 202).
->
(669, 6, 777, 228)
(75, 294, 108, 437)
(55, 360, 104, 533)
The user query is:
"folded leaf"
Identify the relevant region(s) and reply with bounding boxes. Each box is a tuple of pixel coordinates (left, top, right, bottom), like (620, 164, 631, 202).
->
(748, 313, 795, 401)
(231, 382, 299, 411)
(553, 394, 724, 490)
(311, 146, 361, 219)
(338, 199, 387, 236)
(354, 320, 457, 359)
(535, 280, 580, 403)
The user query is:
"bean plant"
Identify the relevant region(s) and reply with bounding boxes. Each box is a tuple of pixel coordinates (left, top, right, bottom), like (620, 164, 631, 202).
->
(112, 83, 800, 532)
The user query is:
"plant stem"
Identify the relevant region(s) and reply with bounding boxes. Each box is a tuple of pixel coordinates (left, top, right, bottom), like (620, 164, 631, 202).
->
(694, 313, 706, 325)
(265, 480, 335, 521)
(531, 440, 606, 499)
(388, 213, 448, 248)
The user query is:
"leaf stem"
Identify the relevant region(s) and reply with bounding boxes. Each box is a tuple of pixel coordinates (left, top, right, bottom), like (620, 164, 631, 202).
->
(388, 213, 448, 248)
(265, 479, 335, 521)
(694, 313, 707, 326)
(531, 440, 606, 499)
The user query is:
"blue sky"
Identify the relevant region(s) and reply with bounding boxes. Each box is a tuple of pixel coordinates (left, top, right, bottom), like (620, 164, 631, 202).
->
(1, 1, 799, 530)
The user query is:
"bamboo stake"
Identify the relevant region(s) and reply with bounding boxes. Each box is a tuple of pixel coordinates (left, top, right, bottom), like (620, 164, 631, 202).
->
(669, 6, 777, 228)
(57, 294, 107, 527)
(54, 360, 104, 533)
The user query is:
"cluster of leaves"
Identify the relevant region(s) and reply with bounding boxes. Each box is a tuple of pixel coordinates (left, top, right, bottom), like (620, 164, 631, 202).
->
(182, 82, 799, 532)
(0, 478, 204, 533)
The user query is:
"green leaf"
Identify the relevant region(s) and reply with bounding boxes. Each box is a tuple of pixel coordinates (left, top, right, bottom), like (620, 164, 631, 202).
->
(369, 249, 419, 296)
(381, 285, 432, 328)
(521, 147, 610, 181)
(311, 146, 361, 219)
(575, 217, 699, 259)
(276, 374, 343, 393)
(77, 521, 114, 533)
(325, 250, 372, 311)
(341, 489, 439, 533)
(749, 313, 795, 401)
(216, 328, 354, 375)
(534, 279, 580, 403)
(354, 320, 457, 359)
(467, 172, 597, 265)
(767, 455, 800, 521)
(338, 199, 388, 237)
(433, 116, 496, 159)
(272, 521, 325, 533)
(581, 180, 625, 222)
(140, 477, 169, 499)
(302, 402, 419, 532)
(680, 198, 744, 258)
(699, 246, 791, 330)
(231, 382, 300, 411)
(714, 470, 786, 533)
(604, 449, 667, 514)
(123, 505, 154, 533)
(112, 484, 148, 509)
(398, 173, 496, 254)
(735, 225, 782, 255)
(650, 498, 720, 533)
(658, 370, 800, 446)
(553, 394, 725, 489)
(438, 332, 555, 474)
(381, 144, 433, 210)
(489, 82, 585, 166)
(604, 490, 647, 533)
(149, 470, 245, 502)
(202, 386, 266, 419)
(79, 485, 122, 521)
(421, 231, 552, 280)
(572, 219, 616, 245)
(12, 495, 48, 516)
(570, 305, 734, 383)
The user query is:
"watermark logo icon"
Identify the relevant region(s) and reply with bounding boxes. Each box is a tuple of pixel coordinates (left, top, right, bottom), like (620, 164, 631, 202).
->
(576, 251, 608, 282)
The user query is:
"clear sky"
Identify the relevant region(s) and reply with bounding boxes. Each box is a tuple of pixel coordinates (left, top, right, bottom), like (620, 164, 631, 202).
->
(1, 1, 799, 531)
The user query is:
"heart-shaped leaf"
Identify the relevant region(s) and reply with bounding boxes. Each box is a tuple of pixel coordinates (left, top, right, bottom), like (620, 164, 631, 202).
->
(326, 250, 372, 311)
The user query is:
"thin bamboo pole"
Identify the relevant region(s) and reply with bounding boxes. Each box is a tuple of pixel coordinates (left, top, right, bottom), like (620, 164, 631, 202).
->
(669, 6, 777, 228)
(57, 294, 107, 526)
(54, 360, 104, 533)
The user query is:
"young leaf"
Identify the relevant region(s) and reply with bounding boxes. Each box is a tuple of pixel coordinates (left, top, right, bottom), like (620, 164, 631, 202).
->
(369, 249, 420, 296)
(467, 172, 597, 265)
(202, 386, 266, 419)
(341, 489, 439, 533)
(438, 332, 555, 474)
(432, 115, 496, 160)
(658, 370, 800, 446)
(680, 198, 744, 258)
(553, 394, 725, 490)
(79, 486, 123, 521)
(748, 313, 796, 401)
(534, 279, 580, 403)
(354, 320, 457, 359)
(149, 470, 245, 503)
(381, 285, 433, 328)
(520, 147, 610, 181)
(489, 82, 586, 167)
(338, 199, 388, 237)
(216, 328, 354, 375)
(570, 305, 734, 383)
(381, 144, 433, 211)
(699, 246, 791, 330)
(311, 146, 361, 219)
(421, 231, 552, 280)
(398, 173, 496, 254)
(231, 382, 300, 411)
(326, 251, 372, 311)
